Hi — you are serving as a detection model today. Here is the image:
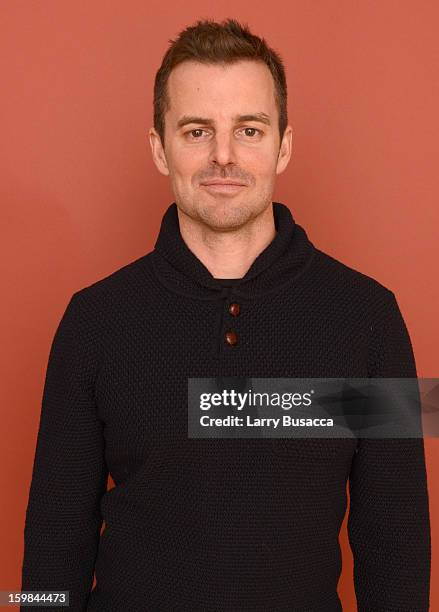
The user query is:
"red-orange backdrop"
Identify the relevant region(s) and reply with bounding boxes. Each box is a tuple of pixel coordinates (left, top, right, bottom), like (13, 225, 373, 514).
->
(1, 2, 438, 610)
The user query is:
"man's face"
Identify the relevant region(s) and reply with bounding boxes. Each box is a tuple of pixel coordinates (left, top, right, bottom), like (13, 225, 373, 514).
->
(149, 59, 292, 230)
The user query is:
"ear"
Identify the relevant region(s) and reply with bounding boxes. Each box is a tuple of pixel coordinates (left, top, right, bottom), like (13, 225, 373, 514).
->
(149, 127, 170, 176)
(275, 125, 293, 175)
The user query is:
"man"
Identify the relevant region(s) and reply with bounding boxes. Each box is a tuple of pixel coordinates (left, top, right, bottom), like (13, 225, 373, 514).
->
(21, 18, 430, 611)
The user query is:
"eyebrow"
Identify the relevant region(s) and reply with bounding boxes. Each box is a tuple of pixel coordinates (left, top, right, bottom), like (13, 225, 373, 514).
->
(176, 112, 271, 130)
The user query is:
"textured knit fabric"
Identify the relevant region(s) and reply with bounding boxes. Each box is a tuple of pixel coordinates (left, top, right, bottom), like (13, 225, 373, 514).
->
(21, 201, 431, 611)
(215, 278, 242, 286)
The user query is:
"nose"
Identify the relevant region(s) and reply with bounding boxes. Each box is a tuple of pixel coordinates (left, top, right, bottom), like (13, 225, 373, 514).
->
(208, 131, 237, 167)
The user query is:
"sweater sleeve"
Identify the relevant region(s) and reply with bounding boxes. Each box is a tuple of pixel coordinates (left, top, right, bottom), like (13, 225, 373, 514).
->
(347, 290, 431, 611)
(20, 291, 108, 611)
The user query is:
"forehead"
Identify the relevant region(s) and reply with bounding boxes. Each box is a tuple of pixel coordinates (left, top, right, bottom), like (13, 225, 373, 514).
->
(166, 60, 277, 119)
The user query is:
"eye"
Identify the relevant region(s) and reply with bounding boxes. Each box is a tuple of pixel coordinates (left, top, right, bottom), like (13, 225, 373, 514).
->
(186, 129, 207, 139)
(241, 127, 261, 138)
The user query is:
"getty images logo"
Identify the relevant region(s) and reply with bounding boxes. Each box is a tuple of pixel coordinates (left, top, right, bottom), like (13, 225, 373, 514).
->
(199, 389, 315, 411)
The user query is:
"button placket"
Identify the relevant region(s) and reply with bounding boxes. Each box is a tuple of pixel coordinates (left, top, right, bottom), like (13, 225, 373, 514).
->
(224, 293, 241, 347)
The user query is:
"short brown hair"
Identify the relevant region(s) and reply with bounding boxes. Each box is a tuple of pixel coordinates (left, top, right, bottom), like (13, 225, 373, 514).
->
(153, 18, 288, 147)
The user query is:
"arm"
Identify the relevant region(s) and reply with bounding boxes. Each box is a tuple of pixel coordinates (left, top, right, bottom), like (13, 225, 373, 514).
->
(21, 291, 108, 611)
(348, 290, 431, 611)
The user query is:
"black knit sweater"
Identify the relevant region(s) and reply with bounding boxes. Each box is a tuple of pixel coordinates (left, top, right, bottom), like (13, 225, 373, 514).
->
(21, 202, 431, 611)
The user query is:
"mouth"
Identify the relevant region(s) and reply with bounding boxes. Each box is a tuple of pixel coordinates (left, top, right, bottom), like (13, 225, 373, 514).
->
(200, 182, 247, 195)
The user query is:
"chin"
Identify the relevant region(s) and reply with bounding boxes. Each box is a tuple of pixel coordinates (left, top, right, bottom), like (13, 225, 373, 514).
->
(176, 191, 268, 230)
(198, 202, 254, 230)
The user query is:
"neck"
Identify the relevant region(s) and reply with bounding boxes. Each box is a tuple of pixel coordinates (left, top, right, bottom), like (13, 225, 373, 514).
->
(176, 204, 277, 279)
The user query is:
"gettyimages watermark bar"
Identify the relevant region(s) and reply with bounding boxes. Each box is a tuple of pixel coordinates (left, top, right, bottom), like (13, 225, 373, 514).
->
(187, 378, 439, 438)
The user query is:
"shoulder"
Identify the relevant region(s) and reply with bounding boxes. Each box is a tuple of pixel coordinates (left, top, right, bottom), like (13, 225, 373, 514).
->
(308, 249, 413, 373)
(55, 251, 156, 342)
(71, 251, 155, 306)
(304, 246, 405, 339)
(310, 247, 396, 306)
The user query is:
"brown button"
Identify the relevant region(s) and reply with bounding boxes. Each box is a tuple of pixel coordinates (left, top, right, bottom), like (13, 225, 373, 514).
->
(228, 302, 241, 316)
(225, 330, 238, 346)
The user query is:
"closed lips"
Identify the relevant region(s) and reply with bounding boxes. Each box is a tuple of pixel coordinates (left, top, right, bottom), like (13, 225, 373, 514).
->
(202, 181, 246, 186)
